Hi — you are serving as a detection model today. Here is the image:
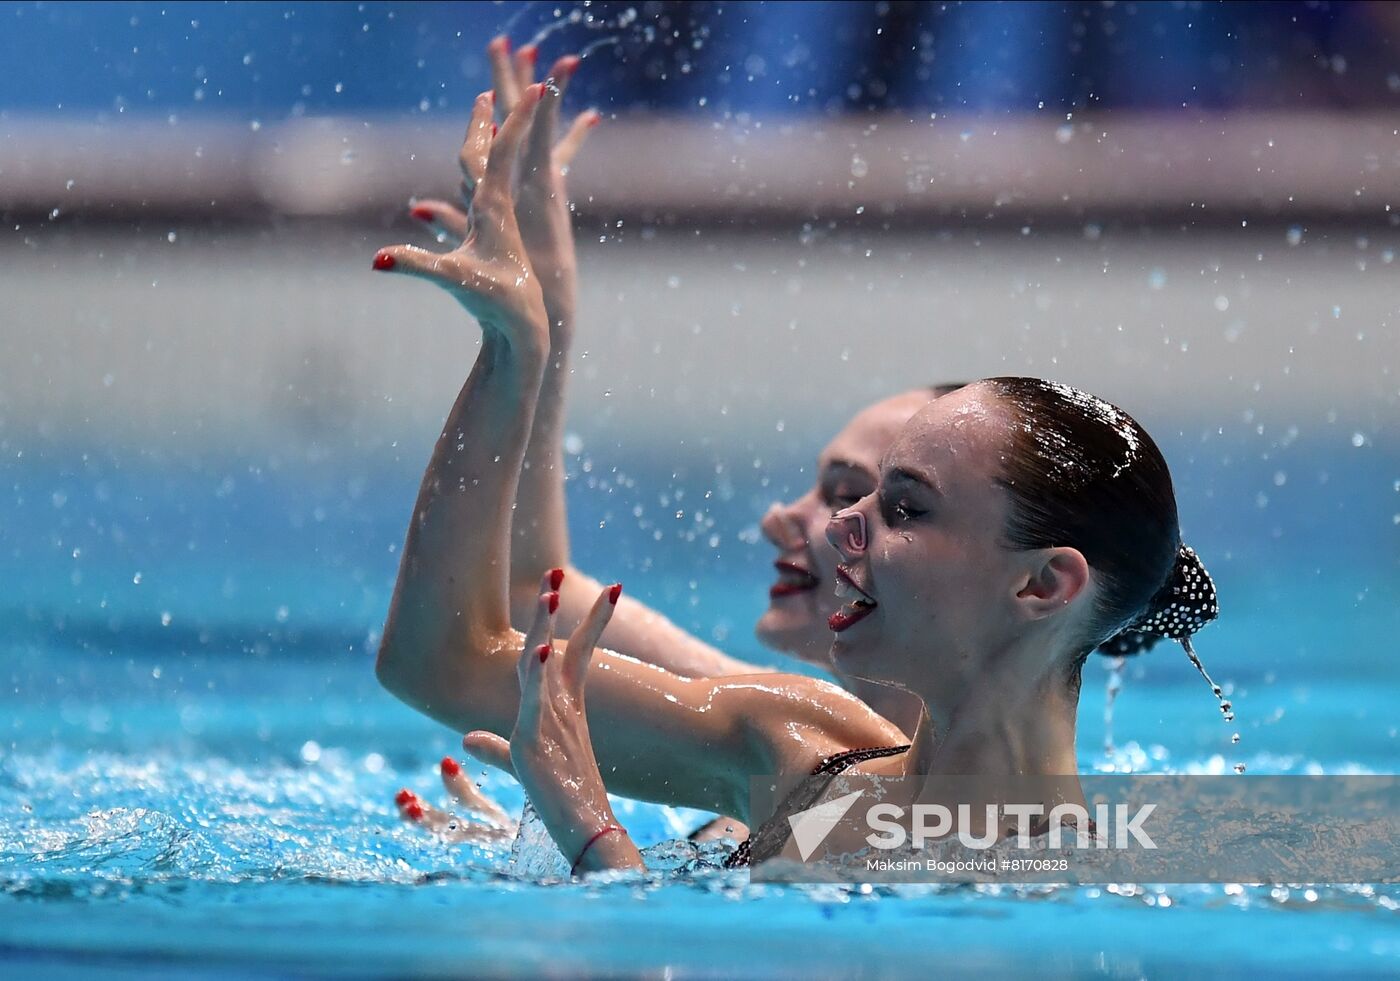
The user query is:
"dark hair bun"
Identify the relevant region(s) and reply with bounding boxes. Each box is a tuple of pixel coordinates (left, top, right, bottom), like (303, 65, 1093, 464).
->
(1096, 545, 1218, 656)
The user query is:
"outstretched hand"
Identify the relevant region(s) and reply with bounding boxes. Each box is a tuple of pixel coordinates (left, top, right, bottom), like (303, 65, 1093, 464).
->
(374, 85, 548, 348)
(464, 571, 645, 875)
(410, 35, 598, 341)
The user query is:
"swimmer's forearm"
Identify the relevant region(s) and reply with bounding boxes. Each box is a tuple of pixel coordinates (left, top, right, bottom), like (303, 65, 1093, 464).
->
(506, 314, 759, 678)
(378, 330, 547, 702)
(509, 329, 572, 601)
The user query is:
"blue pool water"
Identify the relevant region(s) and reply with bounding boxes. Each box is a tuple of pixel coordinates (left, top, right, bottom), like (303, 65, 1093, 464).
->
(3, 429, 1398, 977)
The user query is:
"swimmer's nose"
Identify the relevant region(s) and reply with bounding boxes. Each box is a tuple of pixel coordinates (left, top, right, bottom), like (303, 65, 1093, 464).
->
(826, 508, 868, 560)
(760, 501, 805, 552)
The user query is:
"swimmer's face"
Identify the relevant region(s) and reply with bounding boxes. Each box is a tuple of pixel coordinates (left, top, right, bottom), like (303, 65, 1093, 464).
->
(824, 386, 1033, 694)
(755, 390, 934, 667)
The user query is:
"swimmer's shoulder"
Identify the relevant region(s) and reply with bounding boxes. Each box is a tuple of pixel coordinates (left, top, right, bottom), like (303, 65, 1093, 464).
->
(706, 671, 906, 783)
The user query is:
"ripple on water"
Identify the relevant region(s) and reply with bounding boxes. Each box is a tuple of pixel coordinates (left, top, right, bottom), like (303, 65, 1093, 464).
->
(0, 748, 1395, 919)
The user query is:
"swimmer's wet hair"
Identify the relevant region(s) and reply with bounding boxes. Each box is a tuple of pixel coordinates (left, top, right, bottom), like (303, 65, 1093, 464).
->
(977, 377, 1217, 659)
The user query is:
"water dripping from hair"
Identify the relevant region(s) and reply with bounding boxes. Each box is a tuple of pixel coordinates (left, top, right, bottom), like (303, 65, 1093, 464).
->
(1181, 637, 1245, 773)
(1103, 655, 1126, 763)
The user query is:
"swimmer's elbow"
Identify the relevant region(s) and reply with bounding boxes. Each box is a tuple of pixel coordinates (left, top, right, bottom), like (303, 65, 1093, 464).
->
(373, 636, 416, 703)
(374, 627, 516, 732)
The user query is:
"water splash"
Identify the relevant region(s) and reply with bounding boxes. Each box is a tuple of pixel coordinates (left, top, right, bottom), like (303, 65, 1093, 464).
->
(525, 8, 587, 49)
(497, 0, 539, 40)
(579, 36, 623, 60)
(1102, 655, 1126, 759)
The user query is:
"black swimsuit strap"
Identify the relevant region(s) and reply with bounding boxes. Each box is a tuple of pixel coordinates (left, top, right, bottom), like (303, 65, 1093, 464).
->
(724, 744, 911, 869)
(812, 743, 912, 776)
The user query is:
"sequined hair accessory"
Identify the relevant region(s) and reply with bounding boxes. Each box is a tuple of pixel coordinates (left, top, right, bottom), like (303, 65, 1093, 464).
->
(1097, 544, 1218, 656)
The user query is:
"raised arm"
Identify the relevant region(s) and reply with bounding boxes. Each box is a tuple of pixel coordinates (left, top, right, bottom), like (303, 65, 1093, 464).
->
(373, 85, 902, 821)
(412, 37, 753, 680)
(372, 83, 745, 817)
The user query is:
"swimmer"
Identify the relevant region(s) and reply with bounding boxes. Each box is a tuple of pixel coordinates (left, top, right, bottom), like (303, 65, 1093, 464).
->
(370, 87, 1218, 872)
(387, 34, 961, 836)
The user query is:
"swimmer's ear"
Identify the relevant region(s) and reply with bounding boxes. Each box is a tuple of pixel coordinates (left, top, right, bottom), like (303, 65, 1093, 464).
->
(1014, 547, 1090, 621)
(463, 730, 516, 778)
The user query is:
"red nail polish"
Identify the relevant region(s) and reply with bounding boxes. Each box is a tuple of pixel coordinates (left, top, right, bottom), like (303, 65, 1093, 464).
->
(561, 55, 581, 75)
(609, 583, 622, 605)
(440, 756, 460, 777)
(537, 643, 551, 663)
(373, 252, 395, 271)
(587, 113, 602, 128)
(492, 123, 498, 137)
(395, 788, 415, 806)
(410, 205, 434, 222)
(522, 46, 537, 65)
(405, 801, 424, 821)
(547, 591, 560, 614)
(549, 568, 565, 590)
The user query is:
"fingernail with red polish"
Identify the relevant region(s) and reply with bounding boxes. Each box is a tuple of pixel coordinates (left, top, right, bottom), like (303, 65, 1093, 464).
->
(405, 802, 424, 821)
(492, 123, 498, 137)
(587, 112, 602, 127)
(537, 643, 551, 663)
(609, 583, 622, 605)
(547, 591, 559, 614)
(373, 252, 395, 271)
(549, 567, 565, 590)
(410, 205, 434, 222)
(522, 46, 537, 65)
(395, 788, 415, 806)
(440, 756, 460, 777)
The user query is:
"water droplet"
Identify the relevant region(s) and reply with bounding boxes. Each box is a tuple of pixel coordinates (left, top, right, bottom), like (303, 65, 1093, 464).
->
(1351, 432, 1368, 448)
(1233, 763, 1247, 774)
(850, 155, 868, 178)
(1286, 226, 1304, 246)
(132, 572, 143, 585)
(160, 611, 172, 626)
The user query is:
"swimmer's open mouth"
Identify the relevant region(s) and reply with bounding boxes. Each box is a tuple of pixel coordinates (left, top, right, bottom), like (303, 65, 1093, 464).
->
(770, 560, 820, 598)
(830, 565, 877, 632)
